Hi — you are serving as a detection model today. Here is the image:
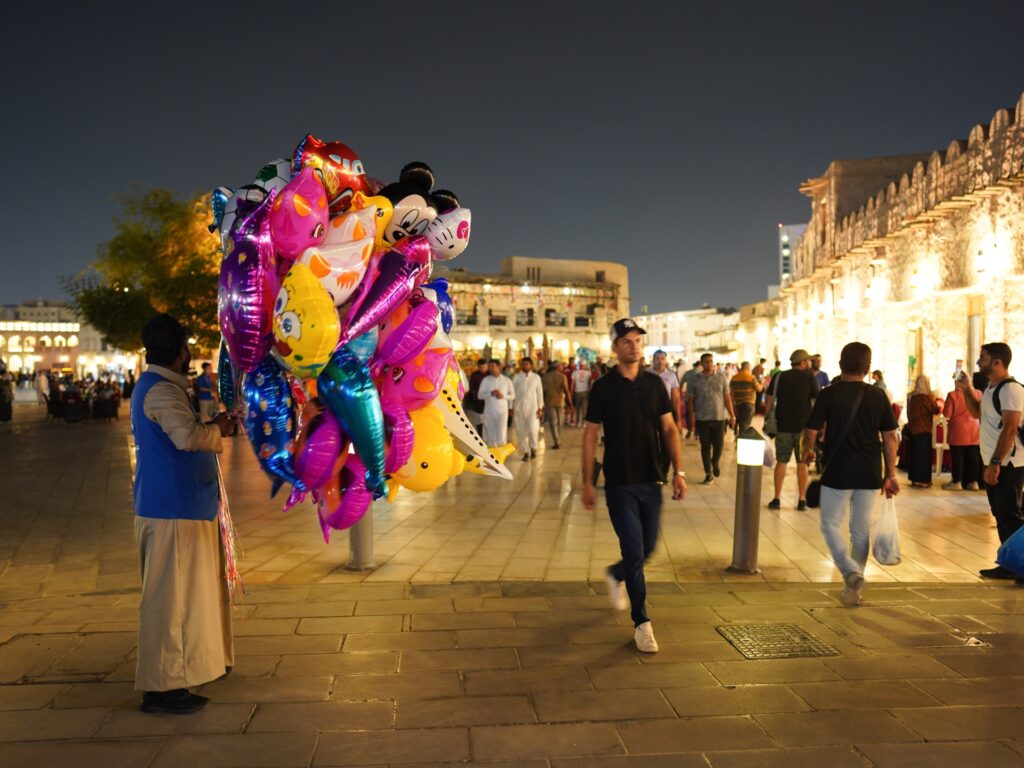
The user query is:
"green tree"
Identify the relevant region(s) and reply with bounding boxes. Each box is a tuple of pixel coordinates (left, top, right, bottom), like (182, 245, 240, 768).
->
(64, 188, 221, 353)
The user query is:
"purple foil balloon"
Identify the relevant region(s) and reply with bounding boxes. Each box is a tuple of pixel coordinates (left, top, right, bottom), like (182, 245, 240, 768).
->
(317, 455, 373, 540)
(376, 299, 438, 366)
(392, 234, 432, 271)
(382, 398, 414, 474)
(338, 247, 426, 348)
(218, 191, 280, 372)
(293, 408, 343, 489)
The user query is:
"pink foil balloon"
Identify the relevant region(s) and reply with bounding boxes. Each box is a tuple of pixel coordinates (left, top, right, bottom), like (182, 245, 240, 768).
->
(218, 191, 280, 372)
(339, 248, 427, 348)
(392, 235, 433, 275)
(269, 167, 329, 261)
(382, 398, 414, 474)
(381, 347, 454, 411)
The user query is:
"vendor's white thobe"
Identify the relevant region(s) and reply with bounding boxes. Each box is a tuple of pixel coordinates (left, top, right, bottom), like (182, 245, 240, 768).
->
(134, 365, 233, 692)
(480, 373, 515, 446)
(512, 370, 544, 452)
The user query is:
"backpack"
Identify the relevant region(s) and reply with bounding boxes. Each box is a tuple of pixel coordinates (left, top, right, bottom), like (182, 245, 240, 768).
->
(991, 377, 1024, 448)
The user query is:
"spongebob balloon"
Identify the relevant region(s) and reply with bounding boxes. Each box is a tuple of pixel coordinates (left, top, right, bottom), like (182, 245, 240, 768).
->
(272, 263, 341, 379)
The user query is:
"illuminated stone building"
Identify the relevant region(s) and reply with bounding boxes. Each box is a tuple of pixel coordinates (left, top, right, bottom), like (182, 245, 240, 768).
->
(439, 257, 629, 362)
(753, 93, 1024, 398)
(634, 306, 740, 363)
(0, 300, 133, 377)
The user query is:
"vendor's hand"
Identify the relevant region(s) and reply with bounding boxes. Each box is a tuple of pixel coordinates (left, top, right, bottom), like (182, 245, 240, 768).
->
(672, 475, 687, 501)
(581, 483, 596, 510)
(536, 409, 544, 419)
(983, 464, 1000, 486)
(882, 475, 900, 498)
(212, 411, 234, 437)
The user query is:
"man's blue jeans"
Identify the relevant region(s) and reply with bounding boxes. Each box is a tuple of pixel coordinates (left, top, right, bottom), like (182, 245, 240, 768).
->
(606, 483, 662, 627)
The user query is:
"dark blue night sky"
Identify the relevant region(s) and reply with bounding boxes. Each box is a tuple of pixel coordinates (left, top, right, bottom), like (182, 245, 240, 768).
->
(3, 1, 1023, 312)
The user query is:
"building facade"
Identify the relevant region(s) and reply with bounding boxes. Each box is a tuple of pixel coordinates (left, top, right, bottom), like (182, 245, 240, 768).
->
(0, 300, 133, 377)
(634, 305, 740, 363)
(765, 93, 1024, 400)
(441, 256, 630, 363)
(778, 223, 806, 282)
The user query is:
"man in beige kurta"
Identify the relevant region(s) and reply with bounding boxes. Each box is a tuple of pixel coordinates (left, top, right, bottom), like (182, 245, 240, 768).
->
(131, 314, 235, 714)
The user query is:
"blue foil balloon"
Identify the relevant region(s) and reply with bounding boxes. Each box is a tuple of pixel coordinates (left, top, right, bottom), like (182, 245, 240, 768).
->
(210, 186, 232, 233)
(425, 277, 454, 334)
(317, 348, 387, 500)
(217, 337, 237, 410)
(242, 356, 305, 496)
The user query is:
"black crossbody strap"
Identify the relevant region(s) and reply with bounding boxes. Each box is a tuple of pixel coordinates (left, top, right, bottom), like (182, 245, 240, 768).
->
(819, 384, 867, 484)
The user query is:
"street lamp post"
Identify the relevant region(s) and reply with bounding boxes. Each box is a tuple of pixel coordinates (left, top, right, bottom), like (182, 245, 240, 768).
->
(727, 426, 765, 574)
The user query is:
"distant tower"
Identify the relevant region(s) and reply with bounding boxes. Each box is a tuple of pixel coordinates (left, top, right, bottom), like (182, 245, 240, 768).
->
(778, 223, 806, 282)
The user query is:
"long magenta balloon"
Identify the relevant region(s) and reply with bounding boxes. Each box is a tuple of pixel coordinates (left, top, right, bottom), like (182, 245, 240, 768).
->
(338, 247, 427, 348)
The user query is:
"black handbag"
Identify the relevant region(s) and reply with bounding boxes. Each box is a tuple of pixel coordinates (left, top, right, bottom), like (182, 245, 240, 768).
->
(806, 384, 866, 509)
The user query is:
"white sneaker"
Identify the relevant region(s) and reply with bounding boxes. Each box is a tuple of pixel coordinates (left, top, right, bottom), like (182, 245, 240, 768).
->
(941, 481, 961, 491)
(966, 482, 981, 491)
(605, 571, 628, 611)
(841, 572, 864, 607)
(634, 621, 659, 653)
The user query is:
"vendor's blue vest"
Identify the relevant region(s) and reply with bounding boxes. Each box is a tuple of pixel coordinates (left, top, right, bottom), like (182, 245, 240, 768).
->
(131, 371, 219, 521)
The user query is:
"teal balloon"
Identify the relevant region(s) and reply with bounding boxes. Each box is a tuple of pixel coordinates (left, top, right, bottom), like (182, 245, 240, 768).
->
(242, 356, 305, 495)
(217, 337, 237, 409)
(317, 348, 387, 499)
(345, 327, 379, 365)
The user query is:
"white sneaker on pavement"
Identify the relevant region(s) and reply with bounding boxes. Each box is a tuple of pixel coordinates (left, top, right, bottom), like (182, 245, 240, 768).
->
(841, 572, 864, 607)
(941, 481, 961, 491)
(634, 621, 659, 653)
(605, 571, 628, 611)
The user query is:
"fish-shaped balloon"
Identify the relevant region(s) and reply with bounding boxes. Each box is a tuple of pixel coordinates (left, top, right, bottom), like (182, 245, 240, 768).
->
(432, 365, 514, 480)
(317, 348, 387, 500)
(241, 356, 305, 495)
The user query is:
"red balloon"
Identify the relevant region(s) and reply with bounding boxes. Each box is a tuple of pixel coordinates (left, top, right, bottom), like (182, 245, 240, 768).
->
(292, 134, 370, 215)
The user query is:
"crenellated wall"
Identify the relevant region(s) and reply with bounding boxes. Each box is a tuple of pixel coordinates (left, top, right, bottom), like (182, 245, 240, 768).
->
(792, 93, 1024, 281)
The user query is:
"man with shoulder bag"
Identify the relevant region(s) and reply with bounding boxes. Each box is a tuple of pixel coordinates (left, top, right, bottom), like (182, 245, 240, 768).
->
(956, 342, 1024, 583)
(802, 342, 900, 607)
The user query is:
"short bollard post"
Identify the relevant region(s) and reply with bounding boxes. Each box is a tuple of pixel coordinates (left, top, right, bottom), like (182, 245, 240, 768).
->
(727, 426, 764, 574)
(347, 513, 376, 571)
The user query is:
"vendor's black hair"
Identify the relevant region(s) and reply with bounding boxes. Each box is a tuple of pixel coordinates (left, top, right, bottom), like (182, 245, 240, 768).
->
(142, 314, 188, 366)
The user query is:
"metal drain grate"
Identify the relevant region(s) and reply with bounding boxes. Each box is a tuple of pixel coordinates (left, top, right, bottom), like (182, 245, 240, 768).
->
(716, 623, 840, 660)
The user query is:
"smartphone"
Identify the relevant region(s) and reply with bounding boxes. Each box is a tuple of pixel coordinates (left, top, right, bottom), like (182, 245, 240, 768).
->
(953, 359, 963, 381)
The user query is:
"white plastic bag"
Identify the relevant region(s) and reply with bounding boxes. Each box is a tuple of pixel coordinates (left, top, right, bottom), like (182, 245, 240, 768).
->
(872, 496, 901, 565)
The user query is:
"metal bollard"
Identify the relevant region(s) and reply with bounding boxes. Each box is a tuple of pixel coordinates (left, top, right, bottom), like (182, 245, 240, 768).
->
(346, 513, 376, 571)
(727, 427, 764, 574)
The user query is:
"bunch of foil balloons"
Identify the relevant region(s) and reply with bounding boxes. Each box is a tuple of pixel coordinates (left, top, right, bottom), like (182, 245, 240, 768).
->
(213, 134, 513, 542)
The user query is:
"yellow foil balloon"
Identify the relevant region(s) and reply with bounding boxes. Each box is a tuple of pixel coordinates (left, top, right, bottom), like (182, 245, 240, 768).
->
(350, 191, 394, 252)
(272, 263, 341, 379)
(393, 406, 464, 492)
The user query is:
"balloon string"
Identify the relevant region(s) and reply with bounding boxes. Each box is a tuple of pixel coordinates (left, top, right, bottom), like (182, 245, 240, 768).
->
(216, 456, 245, 601)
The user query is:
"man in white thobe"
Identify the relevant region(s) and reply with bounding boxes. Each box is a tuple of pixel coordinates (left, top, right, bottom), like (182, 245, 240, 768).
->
(512, 356, 544, 460)
(480, 358, 515, 447)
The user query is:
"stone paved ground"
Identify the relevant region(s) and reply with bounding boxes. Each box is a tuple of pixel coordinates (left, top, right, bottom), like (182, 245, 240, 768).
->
(1, 404, 1023, 766)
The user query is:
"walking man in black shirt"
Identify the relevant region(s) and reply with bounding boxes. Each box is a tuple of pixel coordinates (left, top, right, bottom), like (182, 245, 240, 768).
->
(764, 349, 819, 510)
(582, 318, 686, 653)
(803, 342, 899, 606)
